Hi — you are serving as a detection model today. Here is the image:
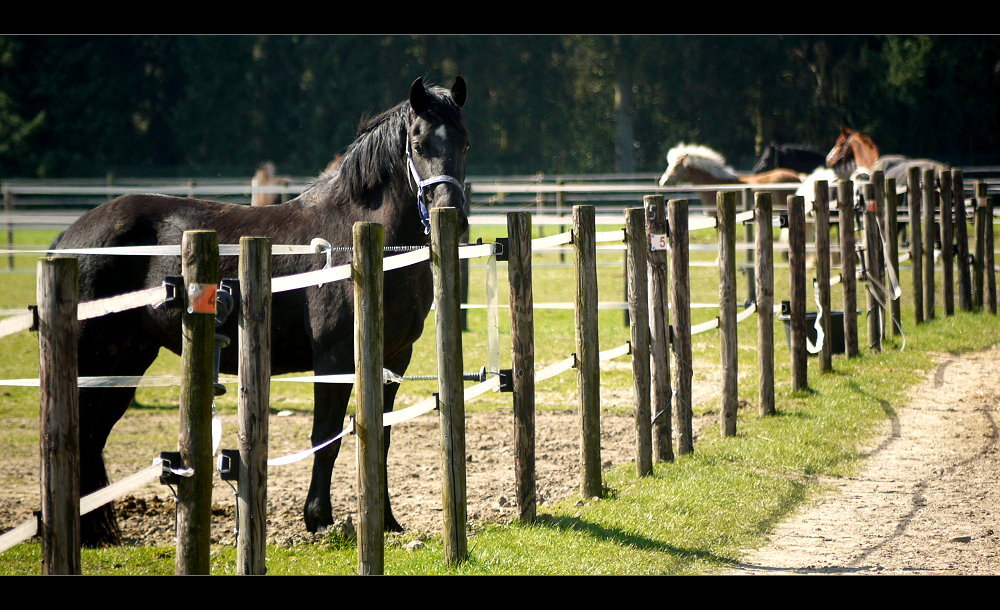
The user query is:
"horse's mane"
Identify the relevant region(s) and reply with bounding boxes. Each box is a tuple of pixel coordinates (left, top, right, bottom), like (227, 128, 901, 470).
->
(303, 85, 463, 207)
(667, 143, 739, 181)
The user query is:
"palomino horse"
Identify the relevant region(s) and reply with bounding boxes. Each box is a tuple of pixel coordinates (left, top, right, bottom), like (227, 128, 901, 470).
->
(51, 77, 470, 546)
(658, 143, 802, 209)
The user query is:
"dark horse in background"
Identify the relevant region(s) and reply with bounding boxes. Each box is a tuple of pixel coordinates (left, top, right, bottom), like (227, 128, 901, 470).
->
(52, 77, 470, 546)
(825, 127, 950, 246)
(752, 141, 827, 175)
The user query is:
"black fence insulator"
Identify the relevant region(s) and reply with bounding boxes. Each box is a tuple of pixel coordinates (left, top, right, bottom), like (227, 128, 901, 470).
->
(781, 300, 791, 316)
(778, 214, 789, 228)
(498, 369, 514, 392)
(27, 305, 38, 332)
(159, 451, 185, 485)
(162, 276, 185, 309)
(217, 449, 240, 482)
(494, 237, 509, 262)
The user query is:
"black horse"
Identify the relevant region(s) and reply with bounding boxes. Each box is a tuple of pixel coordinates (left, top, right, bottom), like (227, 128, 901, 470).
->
(753, 142, 826, 175)
(52, 77, 470, 546)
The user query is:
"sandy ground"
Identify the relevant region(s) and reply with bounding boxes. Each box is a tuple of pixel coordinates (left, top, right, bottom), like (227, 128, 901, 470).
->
(2, 346, 998, 576)
(727, 345, 1000, 575)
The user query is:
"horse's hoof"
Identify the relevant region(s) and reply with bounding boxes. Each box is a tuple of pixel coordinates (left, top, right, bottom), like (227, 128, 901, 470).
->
(385, 514, 404, 533)
(304, 501, 333, 533)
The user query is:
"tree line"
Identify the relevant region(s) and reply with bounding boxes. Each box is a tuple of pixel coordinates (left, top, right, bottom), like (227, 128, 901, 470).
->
(1, 34, 998, 179)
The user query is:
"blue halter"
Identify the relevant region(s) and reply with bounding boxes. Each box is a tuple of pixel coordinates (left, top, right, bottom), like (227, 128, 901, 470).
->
(406, 146, 467, 234)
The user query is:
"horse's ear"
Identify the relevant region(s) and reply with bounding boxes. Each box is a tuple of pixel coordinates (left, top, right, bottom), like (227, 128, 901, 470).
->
(451, 76, 467, 108)
(410, 78, 429, 115)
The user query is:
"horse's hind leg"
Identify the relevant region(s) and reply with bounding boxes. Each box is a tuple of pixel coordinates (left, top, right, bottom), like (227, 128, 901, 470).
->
(77, 316, 160, 546)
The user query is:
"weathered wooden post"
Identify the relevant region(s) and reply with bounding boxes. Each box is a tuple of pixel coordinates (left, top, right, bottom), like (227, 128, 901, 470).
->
(986, 194, 997, 315)
(432, 207, 468, 565)
(574, 205, 603, 496)
(177, 229, 219, 575)
(755, 193, 775, 416)
(4, 188, 14, 271)
(974, 181, 987, 310)
(788, 195, 808, 391)
(814, 180, 833, 371)
(37, 256, 81, 575)
(644, 195, 673, 463)
(885, 177, 903, 334)
(743, 187, 756, 304)
(626, 207, 653, 476)
(922, 168, 937, 321)
(954, 169, 973, 311)
(717, 191, 739, 436)
(237, 236, 271, 575)
(863, 188, 883, 352)
(507, 212, 536, 523)
(871, 174, 888, 339)
(908, 167, 925, 324)
(939, 172, 954, 316)
(838, 180, 860, 356)
(668, 199, 694, 454)
(354, 221, 385, 575)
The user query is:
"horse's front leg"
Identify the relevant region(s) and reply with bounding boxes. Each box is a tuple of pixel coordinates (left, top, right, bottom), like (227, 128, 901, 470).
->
(304, 366, 353, 533)
(381, 347, 414, 533)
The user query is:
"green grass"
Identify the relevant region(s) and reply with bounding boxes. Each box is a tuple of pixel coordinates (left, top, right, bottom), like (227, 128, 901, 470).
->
(1, 221, 998, 574)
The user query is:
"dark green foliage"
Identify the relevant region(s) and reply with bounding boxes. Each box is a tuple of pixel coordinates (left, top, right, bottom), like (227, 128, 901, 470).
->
(1, 35, 998, 178)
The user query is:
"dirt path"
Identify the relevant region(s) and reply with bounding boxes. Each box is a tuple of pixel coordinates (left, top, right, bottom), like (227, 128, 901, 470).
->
(727, 345, 1000, 575)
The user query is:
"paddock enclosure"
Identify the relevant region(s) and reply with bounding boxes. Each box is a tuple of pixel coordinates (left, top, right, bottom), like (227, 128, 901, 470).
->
(1, 170, 998, 574)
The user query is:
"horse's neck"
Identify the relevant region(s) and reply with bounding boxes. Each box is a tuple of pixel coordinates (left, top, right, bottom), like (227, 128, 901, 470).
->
(851, 137, 878, 167)
(687, 165, 738, 185)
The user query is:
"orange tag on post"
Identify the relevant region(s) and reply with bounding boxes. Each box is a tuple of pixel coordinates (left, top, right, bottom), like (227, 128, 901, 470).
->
(187, 283, 218, 314)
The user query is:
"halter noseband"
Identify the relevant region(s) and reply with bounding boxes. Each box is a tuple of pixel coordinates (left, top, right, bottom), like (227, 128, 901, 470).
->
(406, 145, 467, 234)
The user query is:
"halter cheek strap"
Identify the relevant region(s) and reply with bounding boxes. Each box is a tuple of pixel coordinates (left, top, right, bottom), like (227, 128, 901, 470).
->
(406, 147, 467, 234)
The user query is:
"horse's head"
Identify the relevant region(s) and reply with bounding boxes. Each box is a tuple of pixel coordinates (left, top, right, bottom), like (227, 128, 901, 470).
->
(658, 153, 689, 186)
(406, 76, 470, 234)
(826, 128, 879, 180)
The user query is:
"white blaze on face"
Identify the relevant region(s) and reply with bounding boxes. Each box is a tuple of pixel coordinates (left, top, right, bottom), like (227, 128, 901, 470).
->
(434, 124, 448, 144)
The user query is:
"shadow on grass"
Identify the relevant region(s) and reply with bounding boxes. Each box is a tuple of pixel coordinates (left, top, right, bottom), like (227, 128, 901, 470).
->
(532, 513, 740, 568)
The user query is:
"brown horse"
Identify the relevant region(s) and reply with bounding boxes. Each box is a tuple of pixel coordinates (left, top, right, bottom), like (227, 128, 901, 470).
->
(825, 128, 880, 180)
(658, 143, 802, 208)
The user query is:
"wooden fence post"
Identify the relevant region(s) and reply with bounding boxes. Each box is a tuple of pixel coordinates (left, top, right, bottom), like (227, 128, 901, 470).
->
(743, 187, 756, 304)
(237, 236, 271, 575)
(668, 199, 694, 454)
(626, 207, 652, 476)
(574, 205, 604, 496)
(755, 192, 775, 416)
(838, 180, 860, 356)
(954, 169, 973, 311)
(717, 191, 739, 436)
(507, 212, 536, 523)
(788, 195, 808, 391)
(939, 172, 954, 316)
(863, 189, 883, 353)
(908, 167, 925, 324)
(986, 194, 997, 315)
(644, 196, 673, 463)
(871, 174, 888, 339)
(814, 180, 833, 371)
(177, 229, 219, 575)
(922, 168, 937, 321)
(354, 221, 385, 575)
(4, 188, 14, 271)
(974, 181, 987, 310)
(885, 178, 902, 334)
(37, 256, 81, 575)
(431, 207, 468, 565)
